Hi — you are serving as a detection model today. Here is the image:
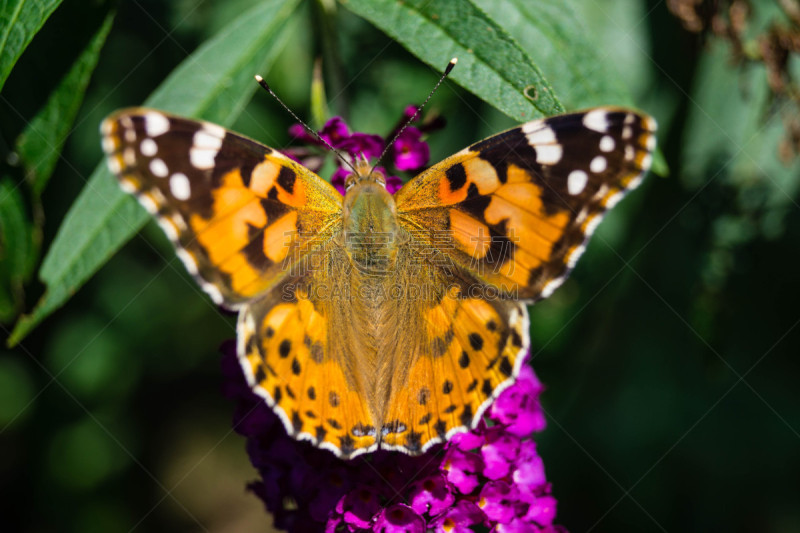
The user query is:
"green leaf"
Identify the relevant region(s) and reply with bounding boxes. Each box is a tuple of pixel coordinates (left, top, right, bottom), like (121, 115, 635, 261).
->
(8, 0, 302, 346)
(16, 11, 114, 196)
(0, 178, 36, 322)
(340, 0, 564, 121)
(0, 0, 63, 92)
(474, 0, 633, 110)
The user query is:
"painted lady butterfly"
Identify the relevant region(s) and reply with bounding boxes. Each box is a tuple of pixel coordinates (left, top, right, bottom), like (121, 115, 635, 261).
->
(101, 96, 656, 458)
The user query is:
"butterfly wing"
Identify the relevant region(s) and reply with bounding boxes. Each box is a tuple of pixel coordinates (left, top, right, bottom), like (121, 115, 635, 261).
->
(101, 108, 342, 309)
(394, 107, 657, 301)
(235, 241, 382, 458)
(379, 108, 657, 453)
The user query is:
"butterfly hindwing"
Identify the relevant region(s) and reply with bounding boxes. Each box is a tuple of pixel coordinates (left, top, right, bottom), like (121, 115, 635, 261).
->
(101, 108, 342, 308)
(394, 107, 657, 301)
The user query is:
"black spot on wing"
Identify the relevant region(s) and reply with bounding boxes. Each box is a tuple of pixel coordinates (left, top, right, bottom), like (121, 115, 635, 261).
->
(434, 419, 447, 439)
(405, 431, 422, 453)
(279, 339, 291, 358)
(329, 391, 340, 407)
(460, 404, 474, 427)
(277, 166, 296, 193)
(442, 380, 453, 394)
(243, 223, 273, 272)
(445, 163, 467, 192)
(339, 435, 355, 456)
(499, 356, 514, 377)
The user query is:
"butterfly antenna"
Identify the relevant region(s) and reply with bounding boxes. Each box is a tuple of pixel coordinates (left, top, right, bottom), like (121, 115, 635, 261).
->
(370, 58, 458, 175)
(254, 75, 357, 174)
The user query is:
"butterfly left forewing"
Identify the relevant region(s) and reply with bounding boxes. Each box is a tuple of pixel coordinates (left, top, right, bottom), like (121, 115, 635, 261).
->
(395, 107, 657, 302)
(101, 108, 342, 308)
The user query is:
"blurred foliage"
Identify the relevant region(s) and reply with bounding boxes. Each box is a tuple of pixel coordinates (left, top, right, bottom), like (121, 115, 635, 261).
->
(1, 0, 799, 532)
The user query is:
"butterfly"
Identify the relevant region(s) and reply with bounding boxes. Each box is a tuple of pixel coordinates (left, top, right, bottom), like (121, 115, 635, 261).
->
(101, 105, 656, 459)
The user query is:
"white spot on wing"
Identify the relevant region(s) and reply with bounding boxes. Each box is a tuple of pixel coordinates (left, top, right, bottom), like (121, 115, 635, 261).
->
(567, 170, 588, 195)
(107, 156, 122, 174)
(625, 145, 635, 161)
(622, 126, 632, 140)
(150, 158, 168, 177)
(193, 129, 224, 150)
(140, 138, 158, 156)
(157, 217, 179, 241)
(599, 135, 615, 152)
(541, 277, 564, 298)
(590, 155, 607, 173)
(176, 248, 198, 275)
(102, 136, 116, 154)
(524, 125, 556, 145)
(200, 121, 226, 139)
(605, 191, 623, 208)
(138, 193, 158, 214)
(123, 148, 136, 165)
(583, 109, 609, 132)
(640, 153, 653, 170)
(535, 144, 562, 164)
(645, 134, 656, 150)
(170, 173, 191, 200)
(190, 148, 216, 169)
(201, 282, 225, 305)
(143, 112, 170, 137)
(585, 214, 602, 237)
(119, 178, 136, 193)
(567, 244, 586, 268)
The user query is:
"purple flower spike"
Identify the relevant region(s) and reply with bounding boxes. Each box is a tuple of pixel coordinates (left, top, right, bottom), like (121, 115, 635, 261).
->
(491, 365, 547, 436)
(479, 480, 518, 524)
(403, 105, 421, 120)
(385, 175, 404, 195)
(442, 447, 483, 494)
(319, 116, 351, 148)
(391, 126, 429, 171)
(524, 494, 558, 524)
(337, 486, 383, 529)
(409, 474, 455, 516)
(340, 132, 384, 160)
(330, 167, 350, 196)
(288, 123, 317, 143)
(375, 504, 426, 533)
(429, 500, 485, 533)
(481, 430, 522, 480)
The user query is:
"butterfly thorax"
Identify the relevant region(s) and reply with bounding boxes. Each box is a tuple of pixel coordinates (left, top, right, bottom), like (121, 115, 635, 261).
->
(340, 166, 403, 274)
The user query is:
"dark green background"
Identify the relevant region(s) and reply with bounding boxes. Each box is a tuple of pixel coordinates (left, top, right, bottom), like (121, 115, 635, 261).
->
(1, 1, 799, 531)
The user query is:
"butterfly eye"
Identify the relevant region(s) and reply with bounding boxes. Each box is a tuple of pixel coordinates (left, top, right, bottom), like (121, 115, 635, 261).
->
(371, 169, 386, 187)
(345, 173, 358, 191)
